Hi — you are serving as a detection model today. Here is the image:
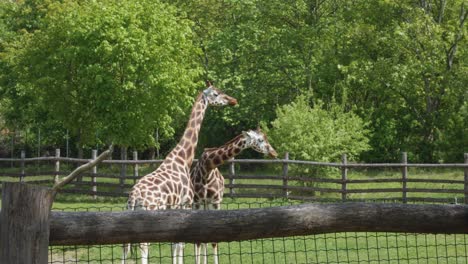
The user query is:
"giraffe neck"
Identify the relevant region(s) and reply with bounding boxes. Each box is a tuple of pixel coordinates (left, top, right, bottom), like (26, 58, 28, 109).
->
(165, 92, 208, 168)
(202, 134, 247, 170)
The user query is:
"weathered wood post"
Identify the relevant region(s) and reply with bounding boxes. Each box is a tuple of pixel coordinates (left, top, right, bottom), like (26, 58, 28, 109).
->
(92, 150, 97, 199)
(54, 149, 60, 183)
(283, 152, 289, 199)
(341, 154, 348, 202)
(464, 153, 468, 204)
(229, 159, 235, 195)
(120, 146, 127, 192)
(402, 152, 408, 204)
(133, 151, 139, 185)
(20, 150, 25, 183)
(0, 183, 54, 264)
(0, 147, 112, 264)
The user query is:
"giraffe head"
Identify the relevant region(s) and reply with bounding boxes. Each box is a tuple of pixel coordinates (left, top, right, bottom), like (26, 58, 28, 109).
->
(242, 128, 278, 158)
(203, 80, 237, 106)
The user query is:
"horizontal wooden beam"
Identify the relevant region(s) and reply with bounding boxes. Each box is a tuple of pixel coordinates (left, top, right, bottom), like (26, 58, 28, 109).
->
(49, 203, 468, 246)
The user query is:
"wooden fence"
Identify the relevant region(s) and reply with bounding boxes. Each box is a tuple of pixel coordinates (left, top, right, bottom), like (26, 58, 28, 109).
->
(0, 150, 467, 204)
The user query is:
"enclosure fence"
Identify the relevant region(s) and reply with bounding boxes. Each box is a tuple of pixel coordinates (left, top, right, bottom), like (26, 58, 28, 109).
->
(0, 150, 467, 203)
(1, 151, 468, 264)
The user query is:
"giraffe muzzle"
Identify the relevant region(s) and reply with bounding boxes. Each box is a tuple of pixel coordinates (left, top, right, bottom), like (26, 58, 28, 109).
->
(228, 98, 238, 106)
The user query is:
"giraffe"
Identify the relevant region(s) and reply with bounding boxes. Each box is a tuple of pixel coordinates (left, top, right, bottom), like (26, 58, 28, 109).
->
(190, 128, 277, 264)
(122, 81, 237, 264)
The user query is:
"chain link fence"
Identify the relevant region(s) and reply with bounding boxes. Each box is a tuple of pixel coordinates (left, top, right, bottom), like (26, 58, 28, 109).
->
(49, 199, 468, 264)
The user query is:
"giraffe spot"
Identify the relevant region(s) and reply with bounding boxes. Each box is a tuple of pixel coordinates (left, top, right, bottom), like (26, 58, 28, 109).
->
(208, 153, 216, 159)
(161, 185, 170, 193)
(222, 154, 229, 161)
(213, 157, 222, 165)
(190, 120, 196, 128)
(175, 157, 185, 164)
(186, 146, 193, 156)
(181, 176, 188, 185)
(179, 150, 186, 159)
(148, 205, 157, 210)
(234, 148, 241, 154)
(185, 129, 193, 139)
(153, 178, 162, 184)
(216, 150, 224, 155)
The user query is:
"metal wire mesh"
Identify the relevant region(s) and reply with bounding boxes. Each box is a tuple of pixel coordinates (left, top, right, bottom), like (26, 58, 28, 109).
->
(48, 199, 468, 264)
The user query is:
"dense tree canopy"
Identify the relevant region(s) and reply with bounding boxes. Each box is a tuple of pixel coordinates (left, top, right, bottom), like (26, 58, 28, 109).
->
(0, 0, 466, 162)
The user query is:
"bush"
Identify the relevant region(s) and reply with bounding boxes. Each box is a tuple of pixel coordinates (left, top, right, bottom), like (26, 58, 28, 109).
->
(264, 95, 370, 180)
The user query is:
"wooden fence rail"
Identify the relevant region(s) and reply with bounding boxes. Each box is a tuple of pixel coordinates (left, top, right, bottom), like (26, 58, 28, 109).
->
(0, 149, 467, 203)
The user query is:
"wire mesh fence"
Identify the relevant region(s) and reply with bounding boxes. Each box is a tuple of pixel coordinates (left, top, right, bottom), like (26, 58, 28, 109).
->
(48, 199, 468, 264)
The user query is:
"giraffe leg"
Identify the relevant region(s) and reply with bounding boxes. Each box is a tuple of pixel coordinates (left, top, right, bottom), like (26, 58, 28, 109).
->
(210, 202, 221, 264)
(172, 243, 185, 264)
(121, 243, 130, 264)
(201, 243, 207, 264)
(212, 243, 219, 264)
(195, 243, 202, 264)
(140, 242, 149, 264)
(178, 242, 185, 264)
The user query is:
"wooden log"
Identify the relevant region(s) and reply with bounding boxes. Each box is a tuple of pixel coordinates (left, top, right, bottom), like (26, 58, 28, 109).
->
(49, 203, 468, 245)
(0, 183, 54, 264)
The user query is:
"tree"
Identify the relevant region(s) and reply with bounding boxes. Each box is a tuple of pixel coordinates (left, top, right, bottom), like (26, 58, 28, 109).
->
(3, 0, 201, 154)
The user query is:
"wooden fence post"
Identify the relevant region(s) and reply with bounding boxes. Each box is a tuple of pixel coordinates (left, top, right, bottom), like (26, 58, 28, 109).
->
(283, 152, 289, 199)
(341, 154, 348, 202)
(402, 152, 408, 204)
(20, 150, 25, 183)
(0, 183, 54, 264)
(229, 159, 235, 195)
(54, 149, 60, 183)
(133, 151, 139, 185)
(464, 153, 468, 204)
(120, 146, 127, 191)
(92, 150, 97, 199)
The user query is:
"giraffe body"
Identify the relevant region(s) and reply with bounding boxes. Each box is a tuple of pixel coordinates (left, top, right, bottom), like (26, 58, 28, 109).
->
(122, 83, 237, 264)
(191, 129, 277, 264)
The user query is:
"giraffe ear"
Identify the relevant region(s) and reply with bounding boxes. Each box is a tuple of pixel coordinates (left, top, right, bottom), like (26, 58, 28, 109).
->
(205, 80, 212, 87)
(242, 131, 250, 138)
(256, 125, 262, 132)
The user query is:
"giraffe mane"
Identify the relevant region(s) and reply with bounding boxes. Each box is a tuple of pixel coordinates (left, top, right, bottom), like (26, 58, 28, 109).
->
(203, 134, 244, 153)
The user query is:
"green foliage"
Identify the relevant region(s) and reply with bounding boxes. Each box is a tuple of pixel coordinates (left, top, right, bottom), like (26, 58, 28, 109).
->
(2, 0, 201, 149)
(0, 0, 466, 161)
(264, 95, 370, 176)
